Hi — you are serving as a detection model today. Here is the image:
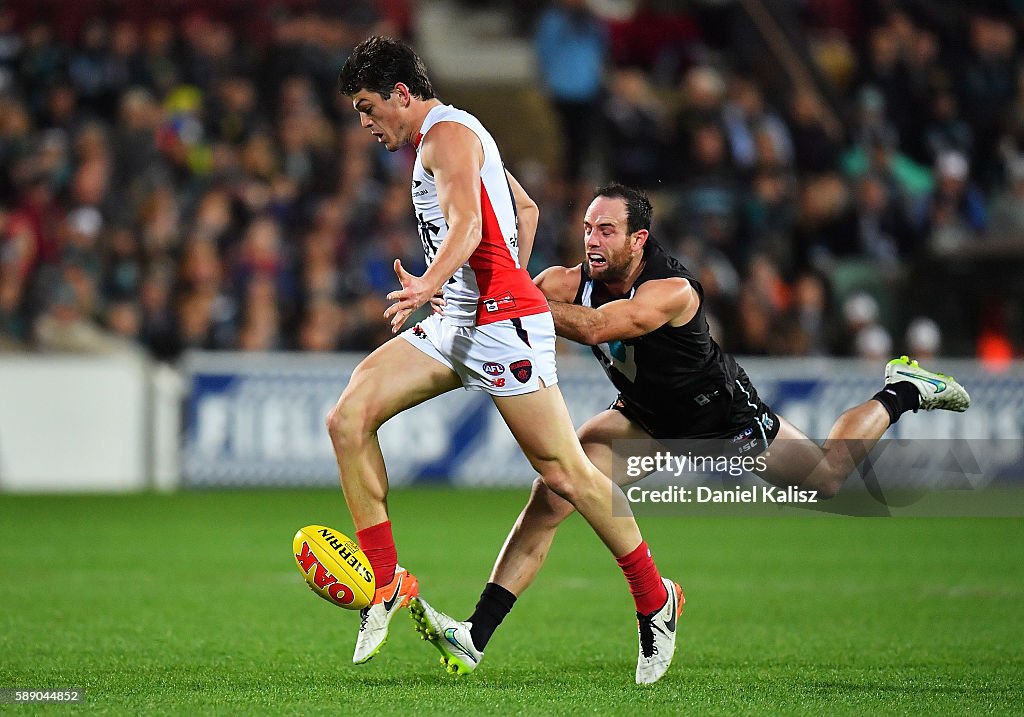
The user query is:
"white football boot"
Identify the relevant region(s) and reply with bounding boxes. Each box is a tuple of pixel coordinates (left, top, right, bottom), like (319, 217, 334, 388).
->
(884, 356, 970, 412)
(635, 578, 685, 685)
(408, 596, 483, 675)
(352, 566, 419, 664)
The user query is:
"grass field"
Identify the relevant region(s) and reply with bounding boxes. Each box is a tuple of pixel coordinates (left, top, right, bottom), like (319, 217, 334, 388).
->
(2, 488, 1022, 715)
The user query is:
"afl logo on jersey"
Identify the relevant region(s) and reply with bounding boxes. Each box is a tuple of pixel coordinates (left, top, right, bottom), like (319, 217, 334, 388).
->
(482, 362, 505, 376)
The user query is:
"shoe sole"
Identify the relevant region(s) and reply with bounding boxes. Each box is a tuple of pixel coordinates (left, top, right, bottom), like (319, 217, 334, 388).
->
(408, 598, 475, 676)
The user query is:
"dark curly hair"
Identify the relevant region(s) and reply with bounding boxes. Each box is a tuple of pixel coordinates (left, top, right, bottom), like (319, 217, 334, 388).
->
(593, 183, 653, 235)
(338, 36, 436, 100)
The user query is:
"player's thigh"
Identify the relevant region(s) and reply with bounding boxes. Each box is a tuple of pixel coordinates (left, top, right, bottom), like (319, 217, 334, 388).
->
(334, 336, 461, 427)
(490, 384, 590, 474)
(576, 409, 659, 485)
(757, 415, 828, 485)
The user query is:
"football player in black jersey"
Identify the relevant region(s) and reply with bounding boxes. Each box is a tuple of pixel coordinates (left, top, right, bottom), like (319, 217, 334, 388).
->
(422, 182, 970, 674)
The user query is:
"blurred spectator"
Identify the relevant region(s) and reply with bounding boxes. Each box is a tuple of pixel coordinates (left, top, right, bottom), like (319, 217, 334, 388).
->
(0, 3, 21, 93)
(237, 274, 283, 351)
(722, 76, 793, 173)
(535, 0, 609, 184)
(675, 122, 743, 265)
(1, 3, 1022, 360)
(787, 87, 842, 175)
(843, 124, 933, 209)
(105, 297, 142, 343)
(853, 173, 917, 265)
(34, 272, 138, 354)
(20, 22, 64, 116)
(602, 68, 665, 189)
(855, 15, 916, 150)
(298, 295, 344, 352)
(606, 1, 700, 85)
(731, 254, 790, 355)
(792, 173, 858, 270)
(922, 88, 973, 166)
(68, 19, 116, 115)
(915, 150, 988, 252)
(139, 19, 180, 96)
(743, 167, 797, 268)
(788, 272, 832, 356)
(138, 265, 177, 359)
(668, 65, 726, 182)
(960, 13, 1018, 189)
(988, 155, 1024, 242)
(905, 316, 940, 360)
(7, 175, 62, 280)
(842, 291, 891, 360)
(854, 323, 892, 361)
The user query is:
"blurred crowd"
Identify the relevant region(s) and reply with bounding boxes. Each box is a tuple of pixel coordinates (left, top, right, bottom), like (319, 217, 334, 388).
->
(530, 0, 1024, 361)
(0, 0, 1021, 361)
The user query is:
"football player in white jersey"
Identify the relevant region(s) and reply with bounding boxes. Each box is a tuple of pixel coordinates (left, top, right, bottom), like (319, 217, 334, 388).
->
(329, 36, 682, 683)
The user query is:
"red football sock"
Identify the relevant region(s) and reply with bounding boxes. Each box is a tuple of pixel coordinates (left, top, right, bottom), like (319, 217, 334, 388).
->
(355, 520, 397, 587)
(616, 541, 668, 616)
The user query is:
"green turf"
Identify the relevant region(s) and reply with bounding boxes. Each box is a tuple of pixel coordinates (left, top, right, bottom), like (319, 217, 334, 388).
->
(1, 488, 1022, 715)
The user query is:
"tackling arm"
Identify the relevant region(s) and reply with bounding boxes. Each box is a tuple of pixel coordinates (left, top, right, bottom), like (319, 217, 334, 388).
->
(533, 264, 581, 303)
(548, 277, 697, 345)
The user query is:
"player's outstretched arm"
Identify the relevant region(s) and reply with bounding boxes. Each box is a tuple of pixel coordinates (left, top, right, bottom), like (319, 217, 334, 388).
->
(424, 122, 487, 285)
(549, 277, 698, 345)
(505, 170, 538, 269)
(533, 264, 581, 303)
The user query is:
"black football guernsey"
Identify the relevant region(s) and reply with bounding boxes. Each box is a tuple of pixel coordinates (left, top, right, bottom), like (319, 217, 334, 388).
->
(573, 239, 770, 439)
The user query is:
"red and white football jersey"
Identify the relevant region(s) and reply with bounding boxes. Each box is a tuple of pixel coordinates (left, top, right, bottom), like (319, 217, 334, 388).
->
(411, 104, 549, 326)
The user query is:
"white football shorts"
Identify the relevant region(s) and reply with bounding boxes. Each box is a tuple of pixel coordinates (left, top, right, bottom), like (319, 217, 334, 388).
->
(400, 311, 558, 396)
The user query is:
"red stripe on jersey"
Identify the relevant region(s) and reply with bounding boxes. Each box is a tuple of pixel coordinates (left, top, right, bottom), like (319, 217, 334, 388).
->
(471, 183, 550, 325)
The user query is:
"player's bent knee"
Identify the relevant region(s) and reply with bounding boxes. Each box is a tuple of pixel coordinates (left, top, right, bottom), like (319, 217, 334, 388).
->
(325, 393, 377, 448)
(528, 477, 576, 522)
(537, 468, 580, 505)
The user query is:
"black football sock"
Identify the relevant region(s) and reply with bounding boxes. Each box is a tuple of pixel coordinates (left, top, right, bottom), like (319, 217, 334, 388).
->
(872, 381, 920, 425)
(467, 582, 517, 650)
